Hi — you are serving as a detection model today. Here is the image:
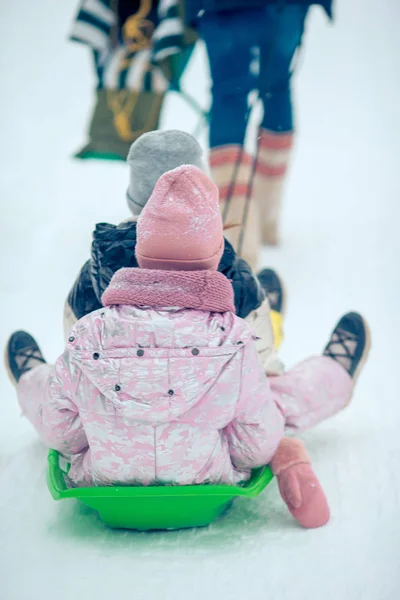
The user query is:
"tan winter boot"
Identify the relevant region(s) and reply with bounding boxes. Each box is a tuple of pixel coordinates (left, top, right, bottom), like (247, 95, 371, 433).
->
(254, 129, 294, 245)
(210, 146, 260, 271)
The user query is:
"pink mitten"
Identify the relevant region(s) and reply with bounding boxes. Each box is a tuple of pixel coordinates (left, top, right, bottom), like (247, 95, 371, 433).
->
(270, 438, 330, 529)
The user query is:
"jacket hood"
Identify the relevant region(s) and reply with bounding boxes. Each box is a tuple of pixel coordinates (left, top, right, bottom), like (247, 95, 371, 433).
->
(74, 306, 253, 424)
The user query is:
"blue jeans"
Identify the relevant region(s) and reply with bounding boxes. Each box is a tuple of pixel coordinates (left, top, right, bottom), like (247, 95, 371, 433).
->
(200, 5, 309, 148)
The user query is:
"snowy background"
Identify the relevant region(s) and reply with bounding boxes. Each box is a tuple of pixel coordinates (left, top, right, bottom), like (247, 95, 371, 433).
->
(1, 1, 399, 598)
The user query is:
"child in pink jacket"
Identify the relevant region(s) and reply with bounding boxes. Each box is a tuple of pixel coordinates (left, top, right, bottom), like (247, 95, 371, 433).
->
(6, 165, 370, 528)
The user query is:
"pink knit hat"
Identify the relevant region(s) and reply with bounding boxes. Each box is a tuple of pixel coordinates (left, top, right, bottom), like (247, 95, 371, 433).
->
(136, 165, 224, 271)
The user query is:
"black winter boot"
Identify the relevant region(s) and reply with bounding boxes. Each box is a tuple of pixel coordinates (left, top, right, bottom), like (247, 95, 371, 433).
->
(5, 331, 46, 386)
(323, 312, 371, 379)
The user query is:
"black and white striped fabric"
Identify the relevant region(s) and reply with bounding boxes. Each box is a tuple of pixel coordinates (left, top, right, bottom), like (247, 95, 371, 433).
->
(70, 0, 116, 64)
(70, 0, 186, 90)
(152, 0, 184, 63)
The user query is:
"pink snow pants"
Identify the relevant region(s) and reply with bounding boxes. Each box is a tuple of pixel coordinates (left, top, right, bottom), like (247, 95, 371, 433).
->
(269, 356, 352, 432)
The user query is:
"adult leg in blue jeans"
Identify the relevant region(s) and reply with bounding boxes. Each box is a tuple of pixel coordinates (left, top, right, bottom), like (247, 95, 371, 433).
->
(255, 4, 309, 245)
(200, 9, 265, 269)
(259, 4, 309, 133)
(200, 6, 310, 262)
(200, 10, 262, 148)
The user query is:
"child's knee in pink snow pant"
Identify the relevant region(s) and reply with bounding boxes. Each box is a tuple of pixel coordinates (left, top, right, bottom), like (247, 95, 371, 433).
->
(270, 356, 352, 433)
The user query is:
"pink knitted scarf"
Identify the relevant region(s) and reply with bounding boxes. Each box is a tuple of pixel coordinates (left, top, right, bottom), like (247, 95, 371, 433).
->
(102, 268, 235, 313)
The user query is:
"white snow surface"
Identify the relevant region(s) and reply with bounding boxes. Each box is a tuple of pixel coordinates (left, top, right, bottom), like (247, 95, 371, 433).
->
(1, 1, 400, 599)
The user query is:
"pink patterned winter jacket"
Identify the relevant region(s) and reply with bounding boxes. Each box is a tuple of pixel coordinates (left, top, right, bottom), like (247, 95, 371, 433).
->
(40, 268, 285, 486)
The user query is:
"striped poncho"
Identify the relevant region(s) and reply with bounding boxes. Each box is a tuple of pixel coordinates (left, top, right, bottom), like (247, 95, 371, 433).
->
(70, 0, 186, 91)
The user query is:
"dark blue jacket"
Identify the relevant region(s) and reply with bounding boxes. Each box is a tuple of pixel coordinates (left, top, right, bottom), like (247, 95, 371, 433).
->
(67, 221, 265, 321)
(186, 1, 333, 24)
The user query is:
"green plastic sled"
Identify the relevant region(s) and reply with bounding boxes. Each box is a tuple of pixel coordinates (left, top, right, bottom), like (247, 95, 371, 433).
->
(47, 449, 273, 531)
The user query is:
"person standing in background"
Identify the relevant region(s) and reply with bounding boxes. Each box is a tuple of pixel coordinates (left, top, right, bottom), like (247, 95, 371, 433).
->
(185, 1, 333, 269)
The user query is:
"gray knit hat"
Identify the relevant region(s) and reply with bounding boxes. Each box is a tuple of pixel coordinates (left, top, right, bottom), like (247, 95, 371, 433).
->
(126, 130, 208, 216)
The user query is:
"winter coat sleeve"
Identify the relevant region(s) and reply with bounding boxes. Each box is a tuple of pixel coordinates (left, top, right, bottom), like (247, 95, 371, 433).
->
(29, 349, 87, 455)
(48, 348, 87, 454)
(219, 239, 265, 319)
(245, 298, 284, 376)
(225, 338, 285, 470)
(230, 257, 265, 319)
(67, 259, 102, 321)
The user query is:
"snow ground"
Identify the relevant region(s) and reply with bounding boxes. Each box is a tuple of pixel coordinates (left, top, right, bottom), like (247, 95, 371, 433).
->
(0, 1, 399, 599)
